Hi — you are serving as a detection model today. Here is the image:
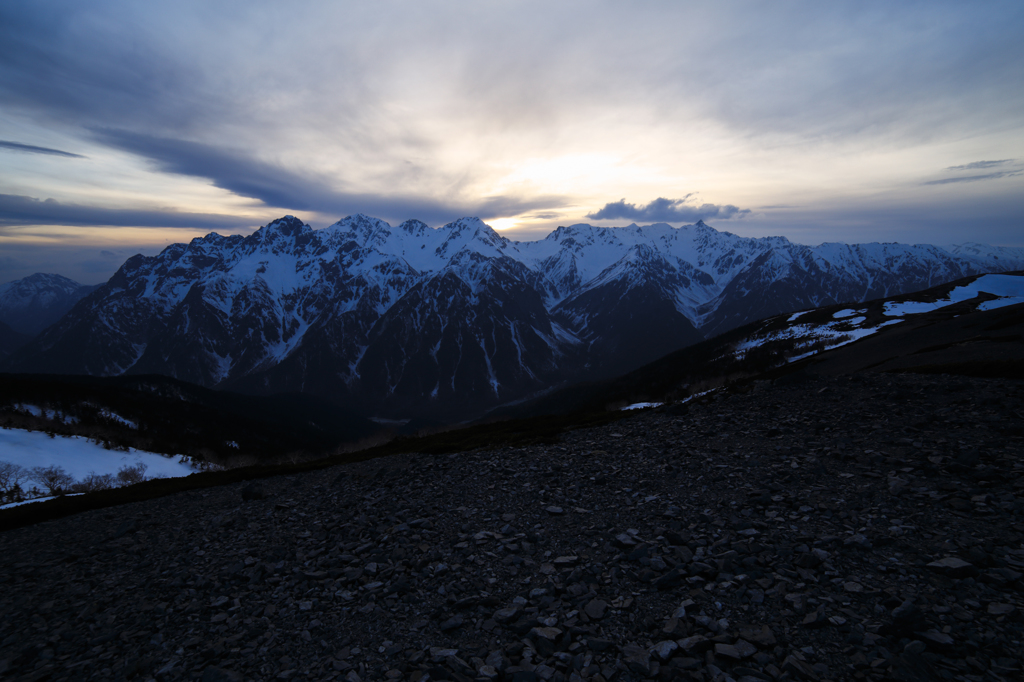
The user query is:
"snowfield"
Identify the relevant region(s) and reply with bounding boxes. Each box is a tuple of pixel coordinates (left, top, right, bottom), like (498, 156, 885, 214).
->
(0, 427, 199, 483)
(884, 274, 1024, 317)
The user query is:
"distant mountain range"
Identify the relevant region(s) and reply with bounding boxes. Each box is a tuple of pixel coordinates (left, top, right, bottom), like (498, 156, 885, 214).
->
(0, 273, 99, 359)
(3, 215, 1023, 419)
(0, 272, 99, 336)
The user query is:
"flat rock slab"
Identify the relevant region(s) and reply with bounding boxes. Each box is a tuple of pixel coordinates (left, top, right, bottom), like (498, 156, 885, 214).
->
(926, 557, 979, 579)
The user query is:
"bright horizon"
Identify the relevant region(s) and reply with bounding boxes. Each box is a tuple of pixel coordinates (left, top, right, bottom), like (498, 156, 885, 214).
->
(1, 1, 1022, 284)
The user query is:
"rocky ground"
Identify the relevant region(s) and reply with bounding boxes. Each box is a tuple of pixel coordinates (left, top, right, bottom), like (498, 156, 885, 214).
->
(1, 371, 1023, 682)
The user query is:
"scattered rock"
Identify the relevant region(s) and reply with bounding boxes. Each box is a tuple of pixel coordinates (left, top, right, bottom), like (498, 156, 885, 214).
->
(583, 599, 607, 620)
(1, 373, 1022, 682)
(240, 482, 265, 501)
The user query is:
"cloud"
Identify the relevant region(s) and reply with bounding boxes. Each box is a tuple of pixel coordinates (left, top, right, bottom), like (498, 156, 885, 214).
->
(0, 140, 84, 158)
(1, 3, 1023, 249)
(91, 128, 566, 225)
(923, 171, 1022, 185)
(946, 159, 1013, 171)
(0, 194, 257, 229)
(587, 197, 750, 223)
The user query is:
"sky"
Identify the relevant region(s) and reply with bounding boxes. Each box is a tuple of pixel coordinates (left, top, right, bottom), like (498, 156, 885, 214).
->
(1, 1, 1022, 284)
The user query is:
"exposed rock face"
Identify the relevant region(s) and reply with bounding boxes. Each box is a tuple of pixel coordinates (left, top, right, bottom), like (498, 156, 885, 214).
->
(1, 371, 1022, 681)
(6, 215, 1023, 420)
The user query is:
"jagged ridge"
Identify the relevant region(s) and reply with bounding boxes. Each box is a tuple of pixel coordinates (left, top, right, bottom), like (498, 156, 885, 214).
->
(5, 215, 1023, 420)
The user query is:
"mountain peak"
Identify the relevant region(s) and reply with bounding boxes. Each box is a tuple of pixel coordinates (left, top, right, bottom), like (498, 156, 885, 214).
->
(10, 272, 82, 288)
(0, 273, 97, 335)
(397, 219, 430, 235)
(261, 215, 309, 237)
(436, 217, 508, 255)
(443, 216, 488, 232)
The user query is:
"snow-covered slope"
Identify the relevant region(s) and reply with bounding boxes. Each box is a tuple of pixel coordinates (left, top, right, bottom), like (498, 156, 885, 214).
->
(0, 427, 199, 506)
(726, 273, 1024, 365)
(0, 428, 198, 481)
(5, 215, 1022, 419)
(0, 273, 99, 336)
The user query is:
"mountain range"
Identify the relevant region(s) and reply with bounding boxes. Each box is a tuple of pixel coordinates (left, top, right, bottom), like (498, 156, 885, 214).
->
(4, 215, 1023, 420)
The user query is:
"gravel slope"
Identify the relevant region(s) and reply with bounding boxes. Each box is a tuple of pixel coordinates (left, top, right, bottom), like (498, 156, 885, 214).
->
(1, 371, 1023, 682)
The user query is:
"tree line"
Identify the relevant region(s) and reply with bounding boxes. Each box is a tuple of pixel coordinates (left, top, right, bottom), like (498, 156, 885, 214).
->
(0, 461, 148, 504)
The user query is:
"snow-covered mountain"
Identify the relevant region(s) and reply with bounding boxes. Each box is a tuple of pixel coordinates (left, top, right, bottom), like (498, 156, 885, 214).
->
(0, 273, 99, 336)
(5, 215, 1023, 419)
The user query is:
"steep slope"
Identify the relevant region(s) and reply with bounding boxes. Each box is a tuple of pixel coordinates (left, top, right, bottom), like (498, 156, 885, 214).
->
(552, 244, 704, 377)
(5, 215, 1023, 420)
(698, 242, 983, 338)
(352, 253, 575, 417)
(0, 273, 99, 336)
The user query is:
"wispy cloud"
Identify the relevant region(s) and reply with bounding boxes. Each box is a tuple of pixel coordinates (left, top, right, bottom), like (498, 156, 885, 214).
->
(91, 129, 566, 225)
(587, 197, 750, 223)
(0, 140, 85, 158)
(0, 194, 256, 229)
(945, 159, 1013, 171)
(924, 171, 1022, 185)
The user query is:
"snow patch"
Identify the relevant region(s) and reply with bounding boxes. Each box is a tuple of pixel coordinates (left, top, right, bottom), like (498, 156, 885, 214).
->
(832, 309, 863, 319)
(13, 403, 43, 417)
(100, 409, 138, 429)
(1, 494, 86, 511)
(679, 389, 717, 404)
(621, 402, 664, 411)
(978, 297, 1024, 311)
(0, 428, 199, 481)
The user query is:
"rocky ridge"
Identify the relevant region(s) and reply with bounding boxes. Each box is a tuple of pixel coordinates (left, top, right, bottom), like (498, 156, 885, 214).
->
(1, 371, 1023, 682)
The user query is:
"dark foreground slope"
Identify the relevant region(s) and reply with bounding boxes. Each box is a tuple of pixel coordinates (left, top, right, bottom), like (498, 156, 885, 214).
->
(1, 370, 1022, 682)
(0, 373, 382, 465)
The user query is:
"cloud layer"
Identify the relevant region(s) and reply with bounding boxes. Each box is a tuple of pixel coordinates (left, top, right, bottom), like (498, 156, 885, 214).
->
(0, 1, 1021, 256)
(0, 194, 254, 229)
